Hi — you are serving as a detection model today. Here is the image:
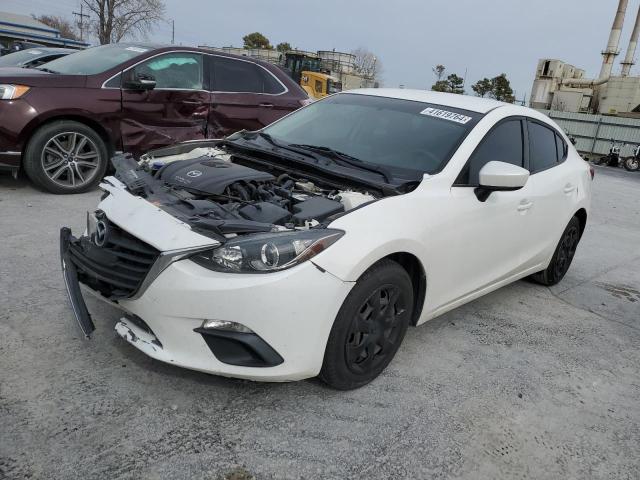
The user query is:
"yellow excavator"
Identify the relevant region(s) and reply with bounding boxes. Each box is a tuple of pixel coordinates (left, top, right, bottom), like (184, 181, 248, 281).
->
(300, 71, 342, 99)
(282, 51, 342, 100)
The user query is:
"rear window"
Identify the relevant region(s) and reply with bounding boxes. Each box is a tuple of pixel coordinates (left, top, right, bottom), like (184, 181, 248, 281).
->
(212, 57, 285, 94)
(528, 121, 559, 173)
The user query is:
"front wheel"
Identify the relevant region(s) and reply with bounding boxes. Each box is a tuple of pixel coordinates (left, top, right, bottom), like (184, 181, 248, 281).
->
(23, 120, 109, 194)
(319, 260, 413, 390)
(623, 156, 640, 172)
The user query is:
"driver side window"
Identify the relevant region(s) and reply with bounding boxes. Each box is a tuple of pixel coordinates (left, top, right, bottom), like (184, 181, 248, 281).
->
(132, 52, 203, 90)
(456, 119, 524, 185)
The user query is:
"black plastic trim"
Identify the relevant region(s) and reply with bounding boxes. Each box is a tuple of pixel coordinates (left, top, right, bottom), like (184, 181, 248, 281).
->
(194, 328, 284, 367)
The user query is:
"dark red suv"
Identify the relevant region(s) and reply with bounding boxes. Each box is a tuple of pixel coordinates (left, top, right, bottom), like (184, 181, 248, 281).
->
(0, 43, 309, 193)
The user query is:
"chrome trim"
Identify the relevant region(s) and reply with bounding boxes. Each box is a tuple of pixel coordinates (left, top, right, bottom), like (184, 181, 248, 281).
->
(101, 50, 289, 96)
(0, 151, 21, 155)
(128, 244, 214, 300)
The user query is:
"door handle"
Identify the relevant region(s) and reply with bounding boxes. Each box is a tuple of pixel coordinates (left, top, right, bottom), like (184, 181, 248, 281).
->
(563, 184, 576, 194)
(259, 103, 274, 108)
(517, 200, 533, 212)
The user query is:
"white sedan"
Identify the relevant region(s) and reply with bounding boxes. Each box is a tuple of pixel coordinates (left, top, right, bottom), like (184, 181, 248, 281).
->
(60, 89, 592, 389)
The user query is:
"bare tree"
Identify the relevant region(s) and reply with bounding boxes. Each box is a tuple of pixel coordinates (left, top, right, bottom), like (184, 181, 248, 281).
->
(352, 47, 383, 80)
(32, 15, 80, 40)
(432, 64, 446, 81)
(82, 0, 165, 45)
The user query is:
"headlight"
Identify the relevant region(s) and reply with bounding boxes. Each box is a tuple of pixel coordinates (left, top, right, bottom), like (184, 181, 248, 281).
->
(0, 84, 30, 100)
(191, 229, 344, 273)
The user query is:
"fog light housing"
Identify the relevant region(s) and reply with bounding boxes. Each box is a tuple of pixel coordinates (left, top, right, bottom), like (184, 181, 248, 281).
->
(201, 319, 254, 334)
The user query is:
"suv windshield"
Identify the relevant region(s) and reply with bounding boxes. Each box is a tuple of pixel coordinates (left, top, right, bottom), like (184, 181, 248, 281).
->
(35, 44, 153, 75)
(262, 93, 480, 174)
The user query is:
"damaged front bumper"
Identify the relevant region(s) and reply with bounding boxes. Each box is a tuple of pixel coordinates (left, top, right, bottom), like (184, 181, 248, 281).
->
(60, 222, 354, 381)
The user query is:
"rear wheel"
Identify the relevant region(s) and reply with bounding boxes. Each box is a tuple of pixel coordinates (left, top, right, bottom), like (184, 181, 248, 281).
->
(530, 216, 581, 286)
(319, 260, 413, 390)
(623, 156, 640, 172)
(23, 121, 108, 194)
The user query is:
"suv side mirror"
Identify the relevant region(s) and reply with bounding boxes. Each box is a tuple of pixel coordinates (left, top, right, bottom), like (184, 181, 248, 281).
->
(475, 161, 529, 202)
(123, 72, 156, 91)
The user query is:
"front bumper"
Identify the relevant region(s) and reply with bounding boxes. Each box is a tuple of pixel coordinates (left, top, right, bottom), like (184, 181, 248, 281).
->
(61, 228, 354, 382)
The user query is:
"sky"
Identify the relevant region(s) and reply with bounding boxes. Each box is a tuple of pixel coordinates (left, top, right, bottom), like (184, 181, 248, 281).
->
(3, 0, 636, 101)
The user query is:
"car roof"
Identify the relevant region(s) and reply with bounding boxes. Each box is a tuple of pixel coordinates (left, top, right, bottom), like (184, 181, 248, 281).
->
(346, 88, 509, 114)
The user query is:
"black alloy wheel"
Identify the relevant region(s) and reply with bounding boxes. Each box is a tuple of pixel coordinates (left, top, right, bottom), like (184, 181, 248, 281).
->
(320, 259, 413, 390)
(530, 216, 581, 286)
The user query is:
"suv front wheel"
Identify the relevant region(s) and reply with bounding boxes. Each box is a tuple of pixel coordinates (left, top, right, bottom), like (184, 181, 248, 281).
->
(23, 120, 109, 194)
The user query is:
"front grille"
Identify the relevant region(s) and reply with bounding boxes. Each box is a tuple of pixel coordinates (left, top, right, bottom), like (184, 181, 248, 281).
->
(68, 219, 159, 298)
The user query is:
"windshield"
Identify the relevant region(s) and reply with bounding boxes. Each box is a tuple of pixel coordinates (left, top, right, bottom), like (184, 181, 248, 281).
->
(0, 49, 47, 66)
(262, 93, 480, 174)
(35, 44, 152, 75)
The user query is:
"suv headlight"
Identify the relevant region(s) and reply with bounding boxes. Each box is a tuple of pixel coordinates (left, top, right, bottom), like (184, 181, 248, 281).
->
(0, 84, 30, 100)
(191, 229, 344, 273)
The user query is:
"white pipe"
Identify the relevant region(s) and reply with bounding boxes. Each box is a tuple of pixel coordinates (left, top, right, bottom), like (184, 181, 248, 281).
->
(600, 0, 628, 79)
(621, 5, 640, 76)
(561, 76, 610, 88)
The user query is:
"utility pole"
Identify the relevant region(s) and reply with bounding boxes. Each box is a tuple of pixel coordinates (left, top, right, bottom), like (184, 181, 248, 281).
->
(171, 19, 175, 44)
(72, 4, 89, 41)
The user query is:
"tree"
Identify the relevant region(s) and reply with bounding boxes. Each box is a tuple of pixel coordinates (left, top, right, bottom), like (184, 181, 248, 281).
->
(492, 73, 515, 103)
(431, 73, 465, 94)
(243, 32, 272, 49)
(471, 73, 515, 103)
(82, 0, 165, 45)
(432, 64, 446, 82)
(352, 47, 382, 80)
(32, 15, 79, 40)
(471, 77, 492, 97)
(276, 42, 291, 53)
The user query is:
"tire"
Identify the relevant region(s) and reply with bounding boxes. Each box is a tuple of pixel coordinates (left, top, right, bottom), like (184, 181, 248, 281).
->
(530, 216, 581, 286)
(624, 156, 640, 172)
(594, 156, 608, 166)
(319, 259, 414, 390)
(23, 121, 109, 194)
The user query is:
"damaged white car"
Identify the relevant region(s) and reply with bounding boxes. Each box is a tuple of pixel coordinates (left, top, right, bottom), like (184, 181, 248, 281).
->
(60, 89, 592, 389)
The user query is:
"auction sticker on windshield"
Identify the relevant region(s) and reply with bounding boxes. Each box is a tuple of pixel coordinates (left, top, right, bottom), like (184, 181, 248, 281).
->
(420, 107, 472, 124)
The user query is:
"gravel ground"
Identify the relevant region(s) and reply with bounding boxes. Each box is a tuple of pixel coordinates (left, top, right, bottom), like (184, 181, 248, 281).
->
(1, 165, 639, 480)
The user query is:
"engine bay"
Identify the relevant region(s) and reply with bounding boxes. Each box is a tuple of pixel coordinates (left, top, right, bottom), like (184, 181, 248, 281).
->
(111, 144, 378, 239)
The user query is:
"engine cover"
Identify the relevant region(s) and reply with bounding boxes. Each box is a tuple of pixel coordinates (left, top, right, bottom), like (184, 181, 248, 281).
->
(159, 157, 274, 195)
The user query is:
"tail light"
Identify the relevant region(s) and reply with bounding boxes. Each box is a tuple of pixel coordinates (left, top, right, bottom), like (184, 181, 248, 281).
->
(589, 165, 595, 180)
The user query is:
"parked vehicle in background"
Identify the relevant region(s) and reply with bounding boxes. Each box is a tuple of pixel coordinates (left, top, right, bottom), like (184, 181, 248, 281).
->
(0, 43, 309, 194)
(596, 140, 623, 167)
(623, 145, 640, 171)
(0, 48, 74, 69)
(60, 89, 592, 389)
(300, 71, 342, 99)
(0, 41, 44, 56)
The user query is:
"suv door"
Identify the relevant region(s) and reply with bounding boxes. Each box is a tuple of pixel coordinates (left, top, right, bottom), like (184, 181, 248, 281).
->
(522, 120, 575, 266)
(438, 119, 534, 307)
(121, 52, 210, 157)
(207, 55, 290, 138)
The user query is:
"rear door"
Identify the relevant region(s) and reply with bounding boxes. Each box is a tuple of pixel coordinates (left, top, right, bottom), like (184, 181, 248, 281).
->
(121, 52, 210, 157)
(521, 119, 575, 266)
(207, 55, 291, 138)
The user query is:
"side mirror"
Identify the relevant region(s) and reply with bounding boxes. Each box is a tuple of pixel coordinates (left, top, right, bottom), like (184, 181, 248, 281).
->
(123, 72, 156, 91)
(475, 161, 529, 202)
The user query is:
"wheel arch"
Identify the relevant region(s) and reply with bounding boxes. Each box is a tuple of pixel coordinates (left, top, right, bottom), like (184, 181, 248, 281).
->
(20, 114, 117, 160)
(380, 252, 427, 326)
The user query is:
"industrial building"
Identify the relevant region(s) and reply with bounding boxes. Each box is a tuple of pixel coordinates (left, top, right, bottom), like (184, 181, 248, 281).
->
(200, 46, 378, 90)
(0, 11, 88, 53)
(530, 0, 640, 116)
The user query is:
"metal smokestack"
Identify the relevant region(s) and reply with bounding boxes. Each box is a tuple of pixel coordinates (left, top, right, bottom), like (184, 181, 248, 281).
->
(621, 5, 640, 76)
(600, 0, 628, 79)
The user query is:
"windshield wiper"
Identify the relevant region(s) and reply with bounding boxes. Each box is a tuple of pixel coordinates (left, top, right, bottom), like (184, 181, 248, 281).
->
(233, 131, 319, 161)
(289, 144, 393, 183)
(36, 67, 60, 74)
